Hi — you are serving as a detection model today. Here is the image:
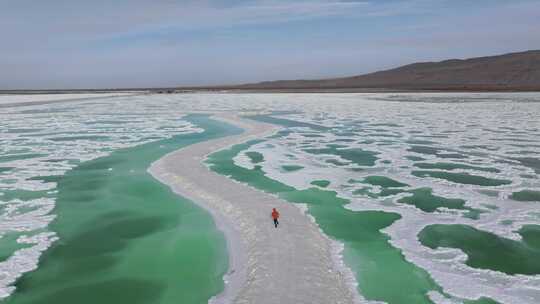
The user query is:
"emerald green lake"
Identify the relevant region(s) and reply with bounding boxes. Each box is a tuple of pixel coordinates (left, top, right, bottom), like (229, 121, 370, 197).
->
(3, 115, 241, 304)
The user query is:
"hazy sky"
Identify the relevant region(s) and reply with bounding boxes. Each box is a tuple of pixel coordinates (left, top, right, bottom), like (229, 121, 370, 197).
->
(2, 0, 540, 89)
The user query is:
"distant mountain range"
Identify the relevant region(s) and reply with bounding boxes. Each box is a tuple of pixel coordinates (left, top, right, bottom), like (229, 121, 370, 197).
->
(238, 50, 540, 91)
(3, 50, 539, 93)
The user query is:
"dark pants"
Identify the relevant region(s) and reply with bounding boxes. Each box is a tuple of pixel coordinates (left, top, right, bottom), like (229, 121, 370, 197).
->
(273, 218, 279, 228)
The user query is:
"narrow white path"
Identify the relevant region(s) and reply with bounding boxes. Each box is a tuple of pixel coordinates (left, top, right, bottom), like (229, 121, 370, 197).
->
(149, 113, 357, 304)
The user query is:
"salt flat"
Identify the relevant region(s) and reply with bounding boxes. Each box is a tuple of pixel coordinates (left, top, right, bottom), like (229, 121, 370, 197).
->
(3, 92, 540, 304)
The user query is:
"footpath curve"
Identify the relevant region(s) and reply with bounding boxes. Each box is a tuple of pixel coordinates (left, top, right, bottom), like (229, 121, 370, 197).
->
(149, 113, 357, 304)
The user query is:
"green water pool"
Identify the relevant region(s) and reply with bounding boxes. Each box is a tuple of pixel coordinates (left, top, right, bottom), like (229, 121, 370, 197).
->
(3, 114, 242, 304)
(419, 224, 540, 275)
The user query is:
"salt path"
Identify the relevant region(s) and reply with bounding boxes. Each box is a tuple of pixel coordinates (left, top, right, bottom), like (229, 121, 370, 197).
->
(149, 113, 358, 304)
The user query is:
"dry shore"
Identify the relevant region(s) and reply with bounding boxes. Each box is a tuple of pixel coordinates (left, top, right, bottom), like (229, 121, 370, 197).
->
(148, 113, 358, 304)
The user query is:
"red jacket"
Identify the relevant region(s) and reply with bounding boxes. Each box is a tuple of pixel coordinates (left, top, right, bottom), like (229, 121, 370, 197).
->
(271, 208, 280, 219)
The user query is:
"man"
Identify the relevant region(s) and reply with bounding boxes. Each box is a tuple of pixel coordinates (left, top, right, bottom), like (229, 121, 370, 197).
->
(271, 208, 280, 228)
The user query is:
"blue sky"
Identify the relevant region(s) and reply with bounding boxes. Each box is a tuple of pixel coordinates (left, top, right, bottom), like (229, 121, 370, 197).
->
(1, 0, 540, 89)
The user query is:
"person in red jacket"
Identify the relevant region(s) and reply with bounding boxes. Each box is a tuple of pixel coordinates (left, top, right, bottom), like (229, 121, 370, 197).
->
(271, 208, 280, 228)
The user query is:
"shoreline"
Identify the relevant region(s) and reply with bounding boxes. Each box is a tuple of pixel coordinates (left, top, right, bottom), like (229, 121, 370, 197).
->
(148, 113, 359, 304)
(0, 93, 141, 108)
(3, 88, 540, 96)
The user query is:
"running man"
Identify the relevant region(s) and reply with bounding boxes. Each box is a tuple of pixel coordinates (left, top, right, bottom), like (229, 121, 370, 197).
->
(271, 208, 280, 228)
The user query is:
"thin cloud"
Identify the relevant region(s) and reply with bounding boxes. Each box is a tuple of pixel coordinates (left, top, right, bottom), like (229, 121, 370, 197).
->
(1, 0, 539, 89)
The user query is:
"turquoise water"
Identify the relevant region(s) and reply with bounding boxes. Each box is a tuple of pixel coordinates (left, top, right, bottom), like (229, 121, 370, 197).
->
(303, 146, 379, 167)
(398, 188, 467, 213)
(362, 176, 409, 188)
(419, 224, 540, 275)
(2, 115, 241, 304)
(310, 180, 330, 188)
(281, 165, 304, 172)
(244, 151, 264, 163)
(413, 162, 501, 173)
(411, 171, 512, 186)
(0, 232, 32, 262)
(511, 190, 540, 202)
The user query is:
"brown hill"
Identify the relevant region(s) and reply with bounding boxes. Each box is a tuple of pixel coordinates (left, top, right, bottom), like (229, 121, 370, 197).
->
(239, 50, 540, 91)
